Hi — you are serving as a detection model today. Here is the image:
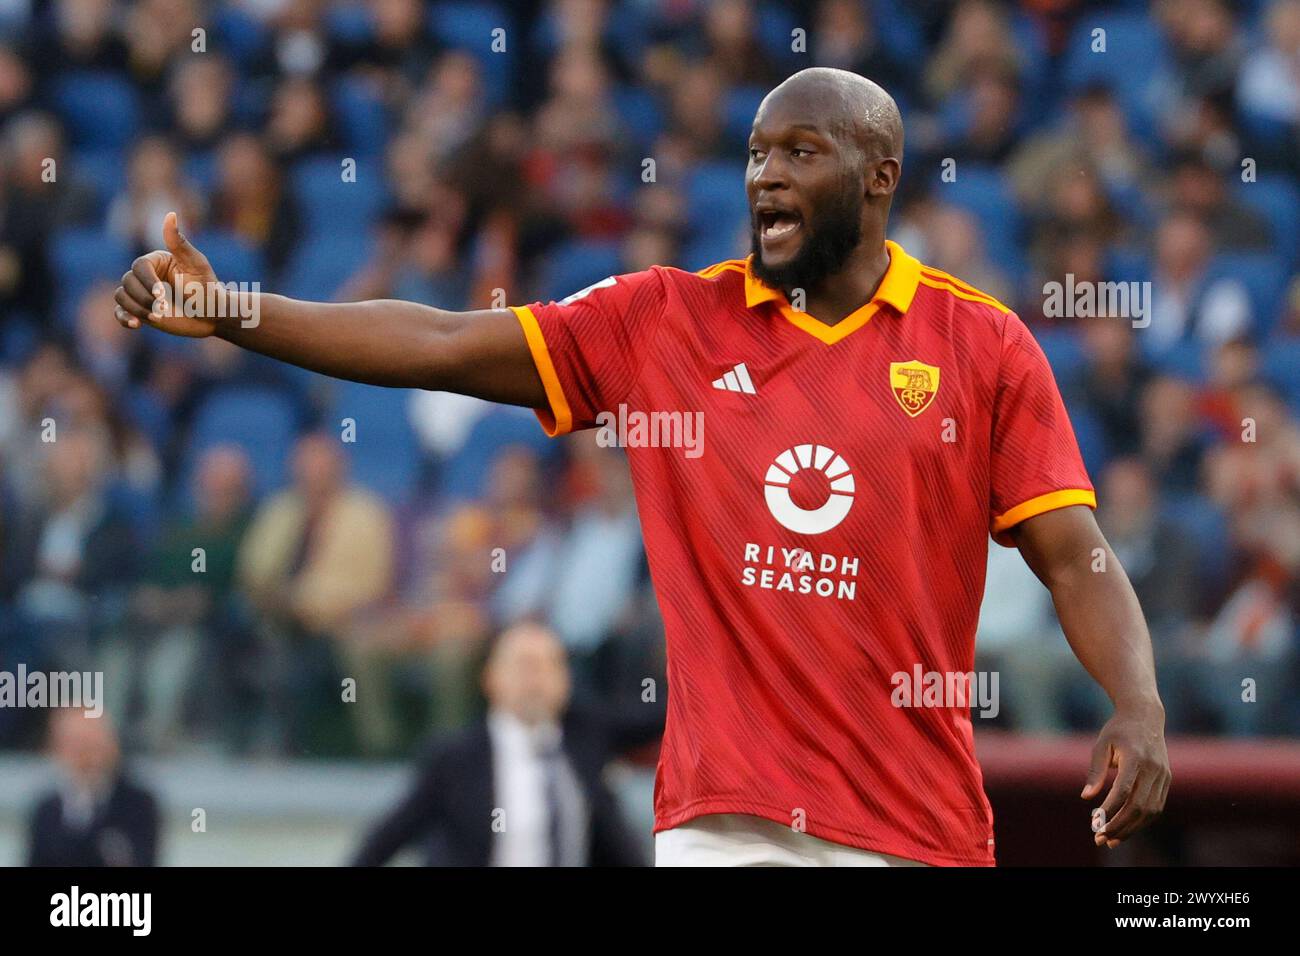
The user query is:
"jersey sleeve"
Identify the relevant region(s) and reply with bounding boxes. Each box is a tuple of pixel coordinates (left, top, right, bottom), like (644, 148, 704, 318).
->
(989, 312, 1096, 546)
(509, 268, 668, 436)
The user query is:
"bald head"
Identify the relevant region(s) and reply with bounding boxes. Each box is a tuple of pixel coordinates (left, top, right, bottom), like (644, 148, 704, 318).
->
(760, 68, 903, 165)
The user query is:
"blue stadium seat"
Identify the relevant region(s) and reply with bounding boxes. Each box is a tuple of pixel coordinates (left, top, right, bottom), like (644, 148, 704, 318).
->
(722, 86, 767, 149)
(1064, 403, 1110, 476)
(124, 384, 174, 452)
(0, 314, 39, 364)
(681, 229, 748, 272)
(606, 3, 656, 63)
(612, 85, 664, 151)
(1235, 178, 1299, 269)
(68, 150, 123, 215)
(754, 3, 800, 63)
(183, 150, 220, 194)
(1160, 492, 1231, 584)
(1259, 340, 1300, 410)
(211, 4, 271, 66)
(685, 161, 749, 238)
(1149, 339, 1207, 381)
(933, 164, 1024, 279)
(49, 227, 132, 327)
(279, 231, 376, 300)
(106, 480, 162, 550)
(1033, 326, 1088, 386)
(333, 76, 390, 157)
(1105, 247, 1152, 284)
(232, 76, 271, 128)
(531, 0, 651, 66)
(429, 0, 507, 50)
(1060, 13, 1169, 138)
(428, 2, 512, 106)
(1008, 11, 1053, 126)
(438, 407, 556, 502)
(536, 240, 623, 303)
(871, 0, 927, 64)
(183, 384, 300, 501)
(327, 380, 424, 505)
(49, 72, 141, 150)
(189, 231, 268, 285)
(290, 157, 390, 237)
(1239, 109, 1294, 153)
(325, 1, 375, 44)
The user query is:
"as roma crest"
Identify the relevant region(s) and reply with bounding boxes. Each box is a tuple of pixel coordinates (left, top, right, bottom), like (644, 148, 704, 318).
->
(889, 361, 940, 417)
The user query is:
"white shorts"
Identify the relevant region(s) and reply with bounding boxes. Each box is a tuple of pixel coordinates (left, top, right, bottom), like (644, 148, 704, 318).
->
(654, 813, 930, 867)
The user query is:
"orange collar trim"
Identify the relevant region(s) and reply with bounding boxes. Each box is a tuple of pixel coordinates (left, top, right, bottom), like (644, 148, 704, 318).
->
(743, 239, 922, 344)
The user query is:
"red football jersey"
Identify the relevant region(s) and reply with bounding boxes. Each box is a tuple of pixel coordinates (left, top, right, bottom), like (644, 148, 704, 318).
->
(510, 240, 1095, 865)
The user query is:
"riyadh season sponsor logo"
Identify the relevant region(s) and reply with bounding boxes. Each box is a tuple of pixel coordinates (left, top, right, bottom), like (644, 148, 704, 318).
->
(763, 443, 854, 534)
(739, 443, 860, 600)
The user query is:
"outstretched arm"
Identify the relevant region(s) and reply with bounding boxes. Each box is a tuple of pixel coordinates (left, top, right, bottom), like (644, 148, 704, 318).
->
(1011, 505, 1171, 849)
(113, 212, 547, 407)
(350, 750, 444, 867)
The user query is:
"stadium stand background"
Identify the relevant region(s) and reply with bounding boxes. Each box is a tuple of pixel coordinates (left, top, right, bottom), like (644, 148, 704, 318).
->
(0, 0, 1298, 864)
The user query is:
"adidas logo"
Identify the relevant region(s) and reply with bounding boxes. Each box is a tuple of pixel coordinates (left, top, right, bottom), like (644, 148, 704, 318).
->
(712, 362, 756, 395)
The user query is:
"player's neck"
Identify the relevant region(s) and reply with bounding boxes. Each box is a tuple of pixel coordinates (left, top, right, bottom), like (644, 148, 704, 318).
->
(798, 239, 891, 328)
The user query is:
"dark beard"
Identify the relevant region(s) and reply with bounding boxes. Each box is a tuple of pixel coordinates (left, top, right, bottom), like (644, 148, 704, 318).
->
(750, 184, 863, 297)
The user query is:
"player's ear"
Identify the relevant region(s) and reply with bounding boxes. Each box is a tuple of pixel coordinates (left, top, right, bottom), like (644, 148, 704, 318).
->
(868, 157, 901, 198)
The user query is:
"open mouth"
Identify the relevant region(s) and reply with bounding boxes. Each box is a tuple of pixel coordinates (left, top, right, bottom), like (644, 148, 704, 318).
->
(758, 209, 802, 241)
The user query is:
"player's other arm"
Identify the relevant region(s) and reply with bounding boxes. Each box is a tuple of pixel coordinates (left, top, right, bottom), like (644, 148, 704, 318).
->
(1011, 505, 1171, 849)
(112, 213, 546, 408)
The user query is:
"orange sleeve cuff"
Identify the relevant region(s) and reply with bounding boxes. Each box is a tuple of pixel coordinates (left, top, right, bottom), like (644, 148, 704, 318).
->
(991, 488, 1097, 546)
(509, 305, 574, 437)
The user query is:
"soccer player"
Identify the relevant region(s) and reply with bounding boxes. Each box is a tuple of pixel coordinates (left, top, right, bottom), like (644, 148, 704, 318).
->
(113, 68, 1169, 866)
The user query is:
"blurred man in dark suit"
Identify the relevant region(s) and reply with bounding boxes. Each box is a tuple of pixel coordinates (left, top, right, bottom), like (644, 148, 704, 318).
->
(351, 622, 663, 866)
(27, 710, 160, 866)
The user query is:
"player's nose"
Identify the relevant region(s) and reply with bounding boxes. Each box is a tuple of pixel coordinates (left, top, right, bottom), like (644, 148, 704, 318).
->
(750, 154, 790, 194)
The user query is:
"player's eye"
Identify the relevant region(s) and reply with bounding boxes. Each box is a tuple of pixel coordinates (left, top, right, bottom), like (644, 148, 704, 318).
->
(791, 147, 812, 158)
(748, 147, 765, 161)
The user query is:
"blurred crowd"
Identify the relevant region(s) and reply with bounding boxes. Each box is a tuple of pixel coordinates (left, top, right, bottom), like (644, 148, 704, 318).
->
(0, 0, 1298, 760)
